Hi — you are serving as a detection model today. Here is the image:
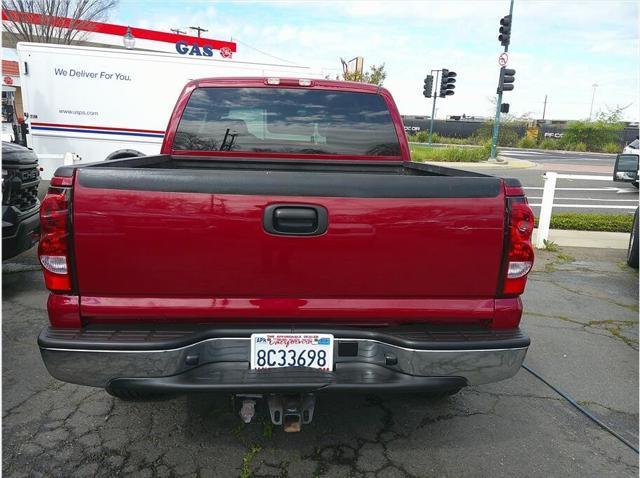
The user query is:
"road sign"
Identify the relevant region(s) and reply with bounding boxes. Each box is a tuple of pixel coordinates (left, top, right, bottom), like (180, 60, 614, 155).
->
(498, 52, 509, 67)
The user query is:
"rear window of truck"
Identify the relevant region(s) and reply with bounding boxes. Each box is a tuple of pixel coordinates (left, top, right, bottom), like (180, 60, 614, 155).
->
(172, 87, 401, 156)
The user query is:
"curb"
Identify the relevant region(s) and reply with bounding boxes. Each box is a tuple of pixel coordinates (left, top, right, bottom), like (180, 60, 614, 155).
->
(502, 147, 617, 157)
(533, 228, 629, 250)
(408, 142, 478, 149)
(421, 157, 537, 170)
(409, 142, 618, 157)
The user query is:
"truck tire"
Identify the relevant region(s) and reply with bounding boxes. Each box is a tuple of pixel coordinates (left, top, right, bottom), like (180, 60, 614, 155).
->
(627, 208, 639, 268)
(105, 149, 143, 161)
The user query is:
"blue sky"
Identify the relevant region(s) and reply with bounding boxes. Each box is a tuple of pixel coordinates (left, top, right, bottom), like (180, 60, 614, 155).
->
(115, 0, 639, 121)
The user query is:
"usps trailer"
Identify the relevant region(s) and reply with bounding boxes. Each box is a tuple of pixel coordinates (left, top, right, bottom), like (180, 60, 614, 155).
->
(17, 43, 320, 179)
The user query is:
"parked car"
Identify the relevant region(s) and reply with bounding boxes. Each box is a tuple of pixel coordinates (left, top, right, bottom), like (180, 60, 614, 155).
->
(611, 154, 639, 267)
(36, 78, 535, 431)
(613, 153, 639, 188)
(2, 142, 40, 259)
(622, 138, 639, 155)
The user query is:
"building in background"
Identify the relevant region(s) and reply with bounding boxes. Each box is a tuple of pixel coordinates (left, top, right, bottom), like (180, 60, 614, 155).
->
(2, 58, 22, 141)
(1, 8, 237, 141)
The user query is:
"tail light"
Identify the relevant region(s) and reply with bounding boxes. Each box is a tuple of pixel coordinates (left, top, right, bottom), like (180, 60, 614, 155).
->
(500, 197, 535, 296)
(38, 180, 73, 292)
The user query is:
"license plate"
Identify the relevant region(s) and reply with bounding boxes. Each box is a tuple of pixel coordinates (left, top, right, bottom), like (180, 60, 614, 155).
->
(250, 333, 334, 371)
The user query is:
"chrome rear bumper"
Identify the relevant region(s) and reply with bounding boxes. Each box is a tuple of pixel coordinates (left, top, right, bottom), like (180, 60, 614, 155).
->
(39, 325, 529, 391)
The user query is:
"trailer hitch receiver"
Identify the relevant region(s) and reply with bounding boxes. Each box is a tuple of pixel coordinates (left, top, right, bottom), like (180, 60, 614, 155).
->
(267, 394, 316, 432)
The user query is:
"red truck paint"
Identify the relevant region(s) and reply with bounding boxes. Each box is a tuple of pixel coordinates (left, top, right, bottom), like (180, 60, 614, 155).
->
(37, 78, 534, 412)
(72, 189, 504, 295)
(42, 79, 533, 330)
(47, 294, 81, 328)
(48, 295, 522, 329)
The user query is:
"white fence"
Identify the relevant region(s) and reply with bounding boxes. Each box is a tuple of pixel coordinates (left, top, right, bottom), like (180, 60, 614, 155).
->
(535, 172, 618, 249)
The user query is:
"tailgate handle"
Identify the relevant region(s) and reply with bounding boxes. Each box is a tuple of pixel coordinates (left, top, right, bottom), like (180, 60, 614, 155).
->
(264, 204, 328, 236)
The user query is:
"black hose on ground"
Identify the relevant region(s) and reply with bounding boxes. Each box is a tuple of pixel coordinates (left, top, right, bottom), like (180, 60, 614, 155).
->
(522, 364, 639, 454)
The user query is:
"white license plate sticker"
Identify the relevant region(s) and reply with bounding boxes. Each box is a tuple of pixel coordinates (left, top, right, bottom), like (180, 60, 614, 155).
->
(250, 333, 334, 371)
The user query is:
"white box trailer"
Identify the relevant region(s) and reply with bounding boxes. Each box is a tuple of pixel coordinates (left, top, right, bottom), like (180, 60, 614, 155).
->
(17, 43, 320, 179)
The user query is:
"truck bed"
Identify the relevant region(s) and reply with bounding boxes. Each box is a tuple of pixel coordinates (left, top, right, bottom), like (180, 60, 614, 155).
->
(60, 155, 510, 327)
(57, 153, 492, 177)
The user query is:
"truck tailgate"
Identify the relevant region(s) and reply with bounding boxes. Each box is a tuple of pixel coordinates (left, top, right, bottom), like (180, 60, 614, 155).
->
(71, 165, 506, 323)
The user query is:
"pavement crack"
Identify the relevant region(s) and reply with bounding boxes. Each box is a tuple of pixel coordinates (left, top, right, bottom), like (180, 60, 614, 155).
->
(417, 410, 487, 428)
(2, 381, 66, 418)
(525, 311, 639, 349)
(466, 388, 562, 403)
(575, 399, 640, 417)
(547, 278, 639, 312)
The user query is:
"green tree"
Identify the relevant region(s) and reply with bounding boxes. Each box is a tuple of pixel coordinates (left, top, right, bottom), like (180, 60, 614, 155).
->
(3, 0, 118, 45)
(343, 63, 387, 86)
(473, 119, 525, 147)
(366, 64, 387, 86)
(594, 105, 626, 124)
(561, 106, 624, 151)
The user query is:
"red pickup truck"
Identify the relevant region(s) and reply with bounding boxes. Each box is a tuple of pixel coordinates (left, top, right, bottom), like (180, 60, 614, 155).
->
(37, 78, 534, 431)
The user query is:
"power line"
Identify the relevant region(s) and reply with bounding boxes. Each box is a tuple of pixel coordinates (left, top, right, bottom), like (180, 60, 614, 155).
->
(230, 36, 299, 65)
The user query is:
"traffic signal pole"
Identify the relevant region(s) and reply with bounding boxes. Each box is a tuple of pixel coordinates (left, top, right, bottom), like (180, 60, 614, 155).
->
(490, 0, 515, 161)
(428, 69, 440, 145)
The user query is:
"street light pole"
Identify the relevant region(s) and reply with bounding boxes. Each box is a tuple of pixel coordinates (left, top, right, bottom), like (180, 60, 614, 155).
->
(589, 83, 598, 121)
(489, 0, 515, 161)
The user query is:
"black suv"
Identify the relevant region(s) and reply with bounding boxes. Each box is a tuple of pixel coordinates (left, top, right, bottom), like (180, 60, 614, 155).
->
(2, 142, 41, 259)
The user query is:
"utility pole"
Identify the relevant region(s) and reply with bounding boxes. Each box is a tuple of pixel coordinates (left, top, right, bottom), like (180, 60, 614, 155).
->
(589, 83, 598, 121)
(170, 28, 186, 35)
(490, 0, 515, 161)
(189, 26, 208, 38)
(542, 94, 548, 120)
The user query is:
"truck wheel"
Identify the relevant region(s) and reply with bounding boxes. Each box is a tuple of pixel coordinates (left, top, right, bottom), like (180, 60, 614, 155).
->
(105, 149, 143, 161)
(627, 208, 639, 268)
(106, 387, 170, 401)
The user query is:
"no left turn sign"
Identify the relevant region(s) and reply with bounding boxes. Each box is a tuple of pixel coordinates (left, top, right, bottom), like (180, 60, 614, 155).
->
(498, 52, 509, 67)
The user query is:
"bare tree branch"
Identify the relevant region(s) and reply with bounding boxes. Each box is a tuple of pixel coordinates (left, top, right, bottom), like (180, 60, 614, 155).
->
(2, 0, 118, 45)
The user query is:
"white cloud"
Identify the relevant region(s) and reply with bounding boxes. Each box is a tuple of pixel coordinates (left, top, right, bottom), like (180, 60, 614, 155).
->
(116, 0, 640, 120)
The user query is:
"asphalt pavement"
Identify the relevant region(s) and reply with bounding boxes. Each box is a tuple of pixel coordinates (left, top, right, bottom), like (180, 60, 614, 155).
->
(2, 247, 638, 477)
(493, 149, 638, 215)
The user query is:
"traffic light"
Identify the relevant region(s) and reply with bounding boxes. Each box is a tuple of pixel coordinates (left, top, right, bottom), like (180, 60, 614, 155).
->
(439, 69, 457, 97)
(423, 75, 433, 98)
(501, 103, 510, 113)
(498, 67, 516, 93)
(499, 15, 511, 47)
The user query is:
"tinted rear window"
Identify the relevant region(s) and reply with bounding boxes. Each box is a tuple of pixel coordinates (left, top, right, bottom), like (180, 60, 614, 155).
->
(173, 87, 401, 156)
(617, 154, 639, 172)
